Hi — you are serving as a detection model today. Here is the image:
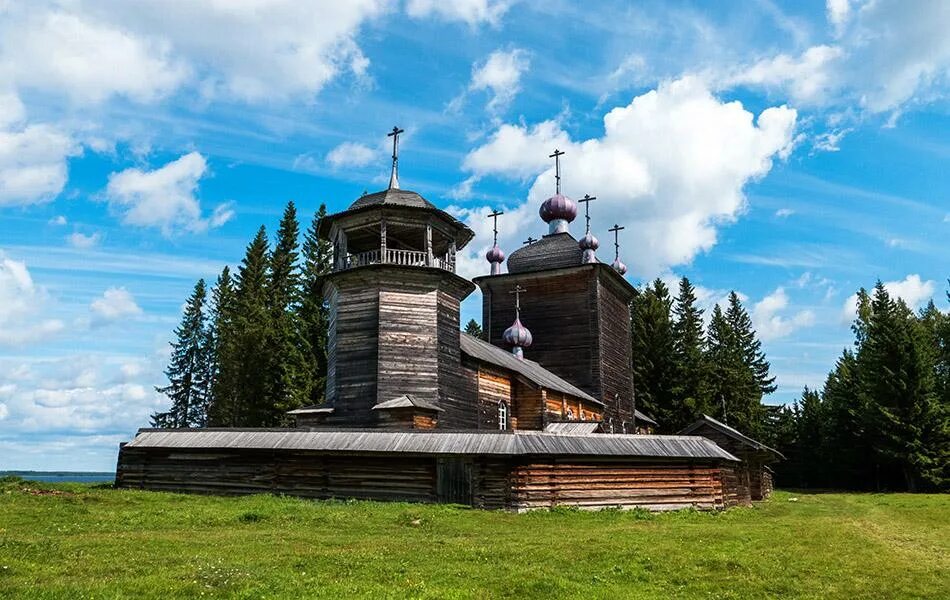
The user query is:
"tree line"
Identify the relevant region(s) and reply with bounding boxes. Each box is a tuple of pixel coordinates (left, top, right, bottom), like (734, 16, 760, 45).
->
(630, 278, 776, 437)
(151, 201, 332, 428)
(766, 283, 949, 492)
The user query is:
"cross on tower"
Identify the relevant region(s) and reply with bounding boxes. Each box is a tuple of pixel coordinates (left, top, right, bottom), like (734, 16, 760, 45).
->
(523, 236, 537, 245)
(608, 224, 625, 260)
(548, 149, 565, 194)
(509, 285, 526, 317)
(578, 194, 597, 233)
(488, 209, 504, 245)
(387, 125, 405, 190)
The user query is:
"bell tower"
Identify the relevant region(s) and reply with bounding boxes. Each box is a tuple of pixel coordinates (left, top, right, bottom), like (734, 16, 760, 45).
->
(316, 127, 476, 428)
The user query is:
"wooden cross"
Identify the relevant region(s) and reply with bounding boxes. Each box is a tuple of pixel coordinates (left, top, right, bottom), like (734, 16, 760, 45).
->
(522, 236, 537, 245)
(488, 209, 504, 245)
(509, 285, 526, 315)
(548, 149, 565, 194)
(387, 125, 404, 189)
(578, 194, 596, 233)
(608, 223, 625, 259)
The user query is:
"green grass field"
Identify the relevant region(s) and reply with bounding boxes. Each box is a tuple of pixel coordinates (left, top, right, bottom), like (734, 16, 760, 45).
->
(0, 477, 947, 599)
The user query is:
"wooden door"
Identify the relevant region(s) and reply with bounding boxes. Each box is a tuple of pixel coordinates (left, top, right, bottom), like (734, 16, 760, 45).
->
(437, 457, 473, 505)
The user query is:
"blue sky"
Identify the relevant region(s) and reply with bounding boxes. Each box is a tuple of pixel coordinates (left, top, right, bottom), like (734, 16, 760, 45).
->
(0, 0, 947, 471)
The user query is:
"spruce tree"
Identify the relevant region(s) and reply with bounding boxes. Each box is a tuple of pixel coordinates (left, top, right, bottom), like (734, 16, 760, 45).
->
(725, 292, 774, 435)
(464, 319, 483, 338)
(152, 279, 210, 428)
(820, 350, 870, 489)
(858, 283, 943, 491)
(208, 266, 237, 426)
(299, 203, 333, 405)
(669, 277, 711, 430)
(233, 226, 271, 427)
(630, 279, 676, 426)
(265, 201, 311, 423)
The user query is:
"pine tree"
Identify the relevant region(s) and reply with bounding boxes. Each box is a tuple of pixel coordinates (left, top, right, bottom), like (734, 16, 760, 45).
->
(299, 203, 333, 406)
(669, 277, 711, 430)
(630, 279, 676, 426)
(233, 226, 271, 427)
(264, 201, 311, 424)
(208, 266, 237, 426)
(152, 279, 210, 428)
(464, 319, 483, 339)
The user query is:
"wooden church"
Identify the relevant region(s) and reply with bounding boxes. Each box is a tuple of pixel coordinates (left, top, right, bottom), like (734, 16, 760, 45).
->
(117, 129, 767, 511)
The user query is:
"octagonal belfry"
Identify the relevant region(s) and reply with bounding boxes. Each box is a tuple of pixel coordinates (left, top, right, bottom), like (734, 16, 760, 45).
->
(316, 187, 477, 428)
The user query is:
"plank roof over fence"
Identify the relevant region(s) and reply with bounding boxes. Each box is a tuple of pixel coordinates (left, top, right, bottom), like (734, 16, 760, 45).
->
(125, 429, 739, 461)
(679, 414, 784, 459)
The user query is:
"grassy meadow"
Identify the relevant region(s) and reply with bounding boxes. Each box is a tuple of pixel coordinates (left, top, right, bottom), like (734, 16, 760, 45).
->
(0, 477, 947, 599)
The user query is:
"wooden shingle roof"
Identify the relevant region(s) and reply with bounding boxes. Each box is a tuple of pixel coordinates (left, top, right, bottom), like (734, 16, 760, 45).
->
(125, 428, 740, 461)
(460, 332, 602, 406)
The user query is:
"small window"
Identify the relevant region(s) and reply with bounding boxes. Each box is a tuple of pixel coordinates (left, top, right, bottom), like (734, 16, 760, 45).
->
(498, 402, 509, 430)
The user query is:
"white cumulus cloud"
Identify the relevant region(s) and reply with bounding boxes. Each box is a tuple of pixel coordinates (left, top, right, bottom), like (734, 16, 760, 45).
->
(0, 8, 189, 105)
(0, 1, 390, 105)
(469, 48, 530, 113)
(67, 232, 102, 249)
(752, 287, 816, 341)
(325, 141, 378, 169)
(0, 92, 81, 207)
(89, 287, 142, 325)
(406, 0, 512, 26)
(457, 77, 797, 278)
(0, 251, 65, 346)
(726, 0, 950, 115)
(104, 152, 231, 235)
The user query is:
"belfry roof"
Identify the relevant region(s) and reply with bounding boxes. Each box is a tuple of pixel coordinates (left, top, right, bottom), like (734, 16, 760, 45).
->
(349, 188, 436, 210)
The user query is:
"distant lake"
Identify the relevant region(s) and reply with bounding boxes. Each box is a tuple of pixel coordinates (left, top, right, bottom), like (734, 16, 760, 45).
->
(1, 471, 115, 483)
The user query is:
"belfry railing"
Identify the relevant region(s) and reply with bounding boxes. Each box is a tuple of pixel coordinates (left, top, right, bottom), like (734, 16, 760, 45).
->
(340, 249, 455, 273)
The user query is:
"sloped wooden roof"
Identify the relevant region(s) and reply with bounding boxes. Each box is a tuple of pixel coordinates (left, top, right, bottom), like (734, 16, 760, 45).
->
(679, 414, 785, 459)
(317, 188, 474, 249)
(507, 232, 583, 273)
(460, 332, 602, 406)
(125, 428, 740, 461)
(372, 394, 443, 412)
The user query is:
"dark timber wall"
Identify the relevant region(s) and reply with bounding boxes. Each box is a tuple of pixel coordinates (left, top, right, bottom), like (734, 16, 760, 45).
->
(323, 266, 474, 428)
(116, 445, 740, 511)
(475, 264, 635, 427)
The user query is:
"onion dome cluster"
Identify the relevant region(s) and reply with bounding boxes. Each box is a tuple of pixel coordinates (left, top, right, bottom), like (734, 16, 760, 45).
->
(502, 317, 533, 359)
(539, 193, 577, 234)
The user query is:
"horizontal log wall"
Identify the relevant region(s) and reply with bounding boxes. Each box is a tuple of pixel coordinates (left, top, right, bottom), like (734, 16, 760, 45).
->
(508, 459, 731, 511)
(117, 447, 739, 512)
(118, 448, 440, 503)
